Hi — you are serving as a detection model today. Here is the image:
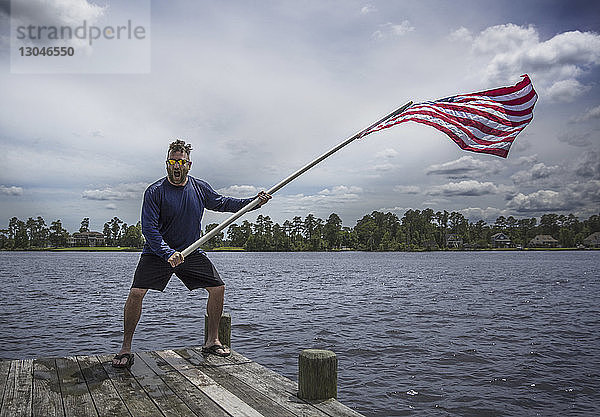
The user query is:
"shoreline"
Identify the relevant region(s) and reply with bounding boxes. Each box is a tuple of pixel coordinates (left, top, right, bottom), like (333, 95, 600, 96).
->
(0, 247, 597, 253)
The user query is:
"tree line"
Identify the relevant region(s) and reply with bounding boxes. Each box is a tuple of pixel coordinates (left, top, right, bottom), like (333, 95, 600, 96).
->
(0, 216, 144, 249)
(1, 210, 598, 251)
(203, 210, 600, 251)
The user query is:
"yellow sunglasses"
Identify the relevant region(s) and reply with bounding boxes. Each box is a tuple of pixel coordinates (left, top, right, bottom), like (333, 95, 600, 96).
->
(166, 159, 191, 166)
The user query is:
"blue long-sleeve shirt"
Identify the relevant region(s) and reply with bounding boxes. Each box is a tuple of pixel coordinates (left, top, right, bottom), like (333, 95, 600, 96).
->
(141, 176, 255, 260)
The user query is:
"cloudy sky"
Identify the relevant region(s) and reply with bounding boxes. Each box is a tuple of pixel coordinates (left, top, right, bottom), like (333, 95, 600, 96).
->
(1, 0, 599, 233)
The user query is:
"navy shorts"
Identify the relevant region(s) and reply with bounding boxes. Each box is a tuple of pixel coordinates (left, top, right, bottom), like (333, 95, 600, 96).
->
(132, 252, 224, 291)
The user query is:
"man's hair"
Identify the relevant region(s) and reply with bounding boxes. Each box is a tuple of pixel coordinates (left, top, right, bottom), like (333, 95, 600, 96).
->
(168, 139, 192, 157)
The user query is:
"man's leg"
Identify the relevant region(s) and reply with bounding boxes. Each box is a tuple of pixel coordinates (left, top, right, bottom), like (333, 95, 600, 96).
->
(113, 287, 147, 366)
(204, 285, 230, 355)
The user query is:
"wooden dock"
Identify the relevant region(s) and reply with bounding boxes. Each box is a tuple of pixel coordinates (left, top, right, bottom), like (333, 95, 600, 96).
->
(0, 347, 363, 417)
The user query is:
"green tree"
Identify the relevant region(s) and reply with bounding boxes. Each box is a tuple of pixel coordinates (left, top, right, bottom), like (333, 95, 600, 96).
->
(323, 213, 343, 250)
(205, 223, 224, 248)
(227, 222, 252, 247)
(435, 210, 449, 248)
(0, 229, 9, 249)
(7, 217, 18, 244)
(103, 222, 112, 245)
(26, 216, 49, 247)
(120, 222, 144, 247)
(14, 219, 28, 249)
(110, 217, 123, 244)
(354, 213, 378, 251)
(291, 216, 304, 249)
(272, 223, 292, 251)
(559, 227, 575, 247)
(79, 217, 90, 233)
(539, 214, 560, 237)
(49, 219, 69, 247)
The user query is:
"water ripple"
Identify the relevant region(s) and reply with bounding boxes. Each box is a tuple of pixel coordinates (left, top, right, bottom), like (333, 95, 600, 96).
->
(1, 250, 599, 416)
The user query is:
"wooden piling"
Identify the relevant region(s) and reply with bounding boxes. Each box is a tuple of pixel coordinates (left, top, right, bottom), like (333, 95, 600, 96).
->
(204, 312, 231, 348)
(298, 349, 338, 400)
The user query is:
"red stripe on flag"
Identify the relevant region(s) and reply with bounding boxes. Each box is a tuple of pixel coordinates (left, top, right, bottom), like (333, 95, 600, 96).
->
(404, 117, 511, 157)
(360, 75, 536, 157)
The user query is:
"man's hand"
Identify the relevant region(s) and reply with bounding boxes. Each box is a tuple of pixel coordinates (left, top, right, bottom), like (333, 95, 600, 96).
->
(257, 190, 272, 206)
(168, 251, 184, 267)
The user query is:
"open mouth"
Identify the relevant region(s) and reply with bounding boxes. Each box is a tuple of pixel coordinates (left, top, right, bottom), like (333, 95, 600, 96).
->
(171, 168, 183, 182)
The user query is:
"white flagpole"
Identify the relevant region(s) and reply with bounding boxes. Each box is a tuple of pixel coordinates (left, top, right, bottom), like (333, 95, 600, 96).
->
(181, 101, 413, 258)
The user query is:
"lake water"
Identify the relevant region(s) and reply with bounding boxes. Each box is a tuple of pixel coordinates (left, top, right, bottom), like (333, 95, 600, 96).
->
(1, 250, 598, 416)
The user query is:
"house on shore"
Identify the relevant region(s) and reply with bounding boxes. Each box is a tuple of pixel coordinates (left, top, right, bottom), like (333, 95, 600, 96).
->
(583, 231, 600, 248)
(446, 234, 463, 249)
(528, 234, 559, 248)
(68, 231, 105, 247)
(491, 232, 511, 248)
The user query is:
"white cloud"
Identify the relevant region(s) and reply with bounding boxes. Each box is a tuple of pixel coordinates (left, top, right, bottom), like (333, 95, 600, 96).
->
(426, 155, 500, 177)
(557, 131, 593, 147)
(427, 180, 511, 196)
(459, 206, 505, 222)
(377, 206, 409, 215)
(11, 0, 105, 25)
(375, 148, 399, 159)
(0, 185, 23, 196)
(394, 185, 420, 194)
(546, 79, 591, 103)
(217, 185, 260, 198)
(511, 162, 562, 184)
(571, 105, 600, 122)
(281, 185, 363, 212)
(449, 27, 472, 43)
(506, 181, 599, 213)
(318, 185, 362, 196)
(371, 163, 397, 172)
(360, 4, 377, 14)
(472, 23, 539, 55)
(458, 24, 600, 92)
(507, 190, 568, 212)
(575, 151, 600, 179)
(82, 182, 147, 201)
(372, 21, 414, 40)
(11, 0, 105, 47)
(105, 203, 117, 210)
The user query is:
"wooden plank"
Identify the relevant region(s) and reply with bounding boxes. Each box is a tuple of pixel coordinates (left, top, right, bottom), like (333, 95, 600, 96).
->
(126, 352, 196, 417)
(76, 355, 130, 417)
(186, 358, 298, 417)
(136, 351, 229, 417)
(175, 346, 252, 368)
(155, 350, 263, 417)
(183, 349, 325, 417)
(223, 351, 363, 417)
(32, 358, 63, 417)
(193, 348, 363, 417)
(0, 359, 33, 417)
(309, 399, 364, 417)
(97, 354, 162, 417)
(166, 348, 295, 417)
(0, 361, 12, 412)
(55, 357, 96, 417)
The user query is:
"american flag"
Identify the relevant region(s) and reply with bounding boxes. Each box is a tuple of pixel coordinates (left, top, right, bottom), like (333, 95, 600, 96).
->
(361, 75, 537, 158)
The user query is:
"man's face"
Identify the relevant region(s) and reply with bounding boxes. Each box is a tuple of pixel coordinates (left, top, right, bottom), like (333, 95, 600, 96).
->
(166, 150, 191, 186)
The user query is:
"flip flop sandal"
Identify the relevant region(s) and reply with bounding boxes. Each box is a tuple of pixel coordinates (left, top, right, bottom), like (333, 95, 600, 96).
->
(112, 353, 135, 369)
(202, 344, 231, 357)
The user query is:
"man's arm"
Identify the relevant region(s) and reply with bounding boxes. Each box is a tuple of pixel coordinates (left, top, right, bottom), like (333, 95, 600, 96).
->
(200, 180, 271, 212)
(141, 188, 176, 261)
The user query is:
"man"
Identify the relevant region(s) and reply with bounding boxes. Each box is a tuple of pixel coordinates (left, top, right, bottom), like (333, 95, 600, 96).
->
(113, 139, 271, 368)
